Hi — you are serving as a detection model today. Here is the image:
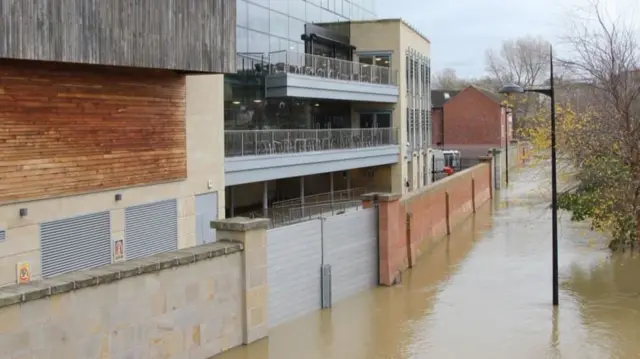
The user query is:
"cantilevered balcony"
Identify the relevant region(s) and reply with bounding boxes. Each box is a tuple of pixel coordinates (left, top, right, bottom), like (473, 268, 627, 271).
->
(265, 51, 399, 103)
(224, 128, 400, 185)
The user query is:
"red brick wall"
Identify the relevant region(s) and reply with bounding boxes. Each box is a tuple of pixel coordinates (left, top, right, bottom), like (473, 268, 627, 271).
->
(442, 87, 505, 155)
(365, 159, 493, 285)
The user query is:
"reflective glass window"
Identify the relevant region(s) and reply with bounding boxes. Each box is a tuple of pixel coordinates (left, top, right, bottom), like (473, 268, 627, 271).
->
(289, 0, 306, 21)
(269, 10, 289, 38)
(247, 3, 269, 33)
(288, 18, 305, 43)
(237, 0, 248, 27)
(270, 0, 288, 14)
(237, 27, 249, 55)
(270, 36, 288, 53)
(248, 30, 270, 55)
(306, 3, 322, 23)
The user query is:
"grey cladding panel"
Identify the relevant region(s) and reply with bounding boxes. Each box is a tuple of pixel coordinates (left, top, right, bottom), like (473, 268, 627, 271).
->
(267, 219, 323, 328)
(0, 0, 236, 73)
(40, 211, 112, 278)
(125, 199, 178, 260)
(323, 208, 378, 304)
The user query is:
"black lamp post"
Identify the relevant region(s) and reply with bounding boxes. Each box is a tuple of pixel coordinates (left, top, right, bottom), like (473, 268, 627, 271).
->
(499, 45, 558, 306)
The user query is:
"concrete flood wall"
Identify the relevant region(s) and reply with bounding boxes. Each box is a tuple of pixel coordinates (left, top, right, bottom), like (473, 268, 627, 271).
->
(0, 217, 270, 359)
(362, 157, 494, 286)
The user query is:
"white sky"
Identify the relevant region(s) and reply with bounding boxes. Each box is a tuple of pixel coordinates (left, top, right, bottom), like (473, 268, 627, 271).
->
(375, 0, 640, 77)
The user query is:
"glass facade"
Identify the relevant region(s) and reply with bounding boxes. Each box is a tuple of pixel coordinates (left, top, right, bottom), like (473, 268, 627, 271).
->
(226, 0, 377, 130)
(237, 0, 376, 56)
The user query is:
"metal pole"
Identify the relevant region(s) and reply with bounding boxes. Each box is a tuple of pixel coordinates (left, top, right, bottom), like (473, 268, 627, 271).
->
(263, 181, 268, 218)
(505, 108, 509, 185)
(550, 46, 559, 306)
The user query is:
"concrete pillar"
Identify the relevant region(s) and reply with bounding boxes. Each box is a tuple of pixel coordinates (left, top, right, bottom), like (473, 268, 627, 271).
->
(263, 181, 268, 218)
(346, 171, 350, 192)
(489, 148, 502, 190)
(478, 156, 494, 199)
(230, 186, 235, 217)
(329, 172, 334, 202)
(211, 217, 270, 345)
(300, 176, 305, 209)
(361, 192, 403, 286)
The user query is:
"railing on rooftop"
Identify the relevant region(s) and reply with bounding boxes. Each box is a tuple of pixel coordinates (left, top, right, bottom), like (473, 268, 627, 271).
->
(224, 127, 398, 157)
(268, 50, 398, 86)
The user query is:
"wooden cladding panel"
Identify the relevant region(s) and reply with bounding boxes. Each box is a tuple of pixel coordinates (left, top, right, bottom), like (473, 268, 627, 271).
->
(0, 0, 236, 73)
(0, 60, 187, 203)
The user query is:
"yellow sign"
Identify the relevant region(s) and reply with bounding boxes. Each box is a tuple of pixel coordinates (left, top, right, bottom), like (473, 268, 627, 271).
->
(17, 262, 31, 284)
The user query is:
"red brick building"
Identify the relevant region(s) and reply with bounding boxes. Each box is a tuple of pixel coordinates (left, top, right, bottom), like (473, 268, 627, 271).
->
(432, 86, 512, 158)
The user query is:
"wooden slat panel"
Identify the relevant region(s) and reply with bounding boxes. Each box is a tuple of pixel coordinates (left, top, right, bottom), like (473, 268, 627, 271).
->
(0, 0, 236, 73)
(0, 60, 187, 203)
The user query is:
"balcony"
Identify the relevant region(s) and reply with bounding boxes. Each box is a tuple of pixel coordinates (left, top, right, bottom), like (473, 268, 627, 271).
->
(224, 128, 400, 185)
(265, 51, 399, 103)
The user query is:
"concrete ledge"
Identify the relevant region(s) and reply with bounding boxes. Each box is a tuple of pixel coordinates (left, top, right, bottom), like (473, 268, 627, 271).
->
(211, 217, 270, 231)
(0, 241, 243, 309)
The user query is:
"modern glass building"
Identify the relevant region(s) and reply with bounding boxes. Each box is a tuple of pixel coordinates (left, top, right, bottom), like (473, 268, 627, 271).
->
(226, 0, 378, 131)
(236, 0, 376, 57)
(224, 1, 432, 220)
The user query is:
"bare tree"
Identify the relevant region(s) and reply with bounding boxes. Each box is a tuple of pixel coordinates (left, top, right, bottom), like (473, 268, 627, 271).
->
(432, 68, 469, 90)
(485, 36, 554, 134)
(485, 35, 551, 87)
(554, 0, 640, 248)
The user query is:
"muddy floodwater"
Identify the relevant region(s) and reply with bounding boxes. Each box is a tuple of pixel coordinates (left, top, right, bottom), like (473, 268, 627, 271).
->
(215, 167, 640, 359)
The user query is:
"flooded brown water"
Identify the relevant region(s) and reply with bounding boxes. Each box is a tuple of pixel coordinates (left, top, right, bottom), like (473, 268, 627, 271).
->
(215, 167, 640, 359)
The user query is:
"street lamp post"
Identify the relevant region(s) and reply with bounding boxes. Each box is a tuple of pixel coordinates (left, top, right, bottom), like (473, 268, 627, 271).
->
(498, 46, 558, 306)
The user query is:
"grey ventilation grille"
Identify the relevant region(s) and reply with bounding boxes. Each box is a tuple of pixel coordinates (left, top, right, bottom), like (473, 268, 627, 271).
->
(0, 229, 5, 242)
(125, 199, 178, 260)
(40, 211, 112, 278)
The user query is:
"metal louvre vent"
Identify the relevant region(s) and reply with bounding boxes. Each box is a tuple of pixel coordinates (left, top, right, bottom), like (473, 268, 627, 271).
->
(0, 229, 5, 242)
(125, 199, 178, 260)
(40, 211, 111, 278)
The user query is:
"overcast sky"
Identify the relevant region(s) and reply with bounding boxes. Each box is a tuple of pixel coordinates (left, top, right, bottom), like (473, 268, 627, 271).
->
(375, 0, 640, 78)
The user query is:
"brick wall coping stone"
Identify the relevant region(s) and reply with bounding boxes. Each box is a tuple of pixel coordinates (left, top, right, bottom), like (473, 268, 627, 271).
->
(211, 217, 270, 231)
(0, 241, 243, 309)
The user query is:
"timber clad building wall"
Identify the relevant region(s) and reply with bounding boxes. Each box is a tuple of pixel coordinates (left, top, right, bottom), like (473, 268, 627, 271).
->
(0, 60, 187, 203)
(0, 0, 236, 73)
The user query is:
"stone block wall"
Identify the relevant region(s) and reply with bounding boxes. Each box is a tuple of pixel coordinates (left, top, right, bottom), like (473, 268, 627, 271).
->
(363, 158, 493, 285)
(0, 217, 270, 359)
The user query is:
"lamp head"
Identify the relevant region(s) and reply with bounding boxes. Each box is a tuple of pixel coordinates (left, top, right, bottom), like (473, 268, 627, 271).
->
(498, 84, 525, 94)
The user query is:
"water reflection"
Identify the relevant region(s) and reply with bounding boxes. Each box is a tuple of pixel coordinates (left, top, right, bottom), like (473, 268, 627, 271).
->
(214, 167, 640, 359)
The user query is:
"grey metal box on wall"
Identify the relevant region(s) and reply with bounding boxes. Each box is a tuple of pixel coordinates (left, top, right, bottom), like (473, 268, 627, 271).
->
(40, 211, 112, 278)
(124, 199, 178, 260)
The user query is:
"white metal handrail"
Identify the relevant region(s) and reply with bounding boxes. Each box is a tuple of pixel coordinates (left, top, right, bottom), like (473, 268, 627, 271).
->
(224, 127, 398, 157)
(268, 50, 398, 86)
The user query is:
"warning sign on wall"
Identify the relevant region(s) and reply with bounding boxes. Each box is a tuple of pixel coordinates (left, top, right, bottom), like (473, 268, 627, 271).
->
(16, 262, 31, 284)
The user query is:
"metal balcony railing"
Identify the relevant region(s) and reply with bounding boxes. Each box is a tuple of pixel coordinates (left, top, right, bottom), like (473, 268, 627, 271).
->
(248, 201, 365, 228)
(224, 127, 398, 157)
(268, 50, 398, 86)
(272, 187, 367, 208)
